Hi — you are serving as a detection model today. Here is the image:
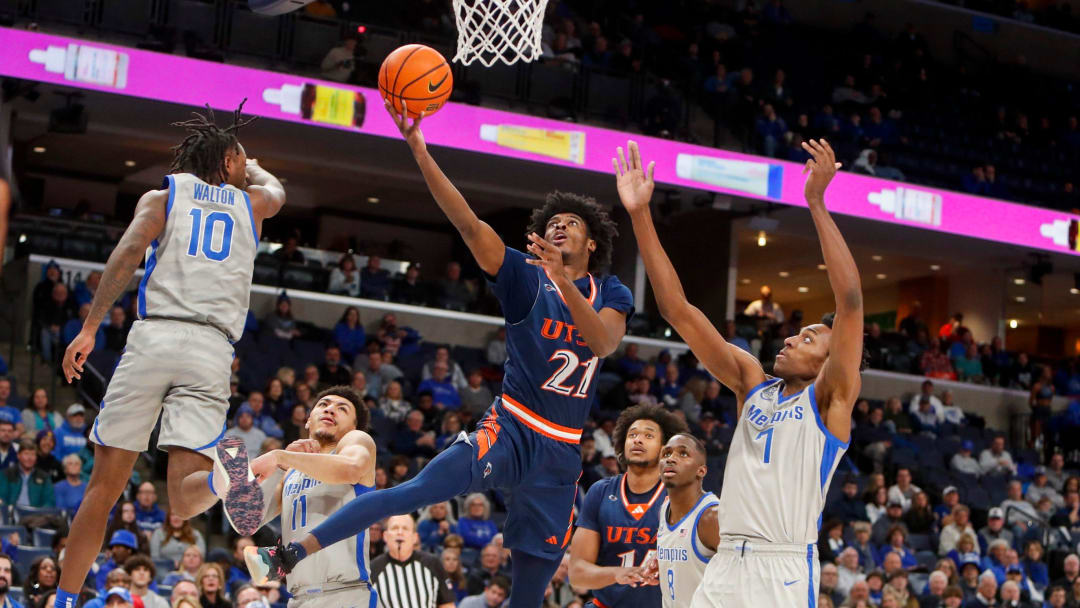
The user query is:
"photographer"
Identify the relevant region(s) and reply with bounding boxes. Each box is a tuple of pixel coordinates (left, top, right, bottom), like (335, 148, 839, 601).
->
(322, 37, 358, 82)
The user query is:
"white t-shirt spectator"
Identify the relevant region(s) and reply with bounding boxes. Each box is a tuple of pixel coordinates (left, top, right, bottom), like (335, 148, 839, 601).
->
(1000, 497, 1039, 526)
(228, 426, 267, 459)
(743, 299, 784, 323)
(1027, 482, 1064, 509)
(938, 522, 977, 555)
(321, 45, 355, 82)
(888, 483, 922, 513)
(980, 448, 1017, 476)
(951, 452, 982, 477)
(328, 267, 360, 297)
(909, 394, 944, 421)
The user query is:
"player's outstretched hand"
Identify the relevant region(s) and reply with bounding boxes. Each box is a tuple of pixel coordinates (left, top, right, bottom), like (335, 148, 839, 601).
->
(614, 566, 647, 587)
(384, 98, 426, 154)
(525, 232, 567, 279)
(801, 138, 842, 203)
(641, 556, 660, 586)
(62, 329, 96, 383)
(250, 450, 281, 483)
(614, 140, 656, 214)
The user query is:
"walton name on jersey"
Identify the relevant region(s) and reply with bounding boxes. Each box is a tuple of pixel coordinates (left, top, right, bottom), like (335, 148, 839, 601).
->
(191, 182, 237, 206)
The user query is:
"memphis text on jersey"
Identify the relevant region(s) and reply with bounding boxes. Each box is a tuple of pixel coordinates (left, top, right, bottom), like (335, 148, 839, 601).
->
(744, 394, 804, 429)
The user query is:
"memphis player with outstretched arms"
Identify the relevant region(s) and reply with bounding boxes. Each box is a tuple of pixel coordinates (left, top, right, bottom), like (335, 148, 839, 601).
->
(247, 386, 378, 608)
(649, 434, 719, 608)
(569, 404, 686, 608)
(56, 102, 286, 608)
(246, 97, 634, 608)
(615, 138, 864, 608)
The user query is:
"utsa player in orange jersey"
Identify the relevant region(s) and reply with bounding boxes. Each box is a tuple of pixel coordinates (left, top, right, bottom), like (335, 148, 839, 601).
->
(569, 404, 686, 608)
(247, 98, 635, 608)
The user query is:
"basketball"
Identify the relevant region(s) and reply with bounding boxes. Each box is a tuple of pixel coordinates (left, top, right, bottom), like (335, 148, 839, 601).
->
(378, 44, 453, 120)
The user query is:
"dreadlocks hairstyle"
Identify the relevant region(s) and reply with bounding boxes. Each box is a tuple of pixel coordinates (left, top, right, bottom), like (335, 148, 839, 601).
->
(612, 403, 689, 467)
(169, 100, 257, 186)
(820, 312, 871, 371)
(315, 385, 369, 430)
(525, 191, 619, 272)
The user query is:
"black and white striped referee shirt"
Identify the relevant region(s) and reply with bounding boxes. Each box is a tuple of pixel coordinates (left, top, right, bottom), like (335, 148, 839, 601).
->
(371, 550, 456, 608)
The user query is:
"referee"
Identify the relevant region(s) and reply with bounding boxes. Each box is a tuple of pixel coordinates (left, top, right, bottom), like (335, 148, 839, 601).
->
(371, 514, 455, 608)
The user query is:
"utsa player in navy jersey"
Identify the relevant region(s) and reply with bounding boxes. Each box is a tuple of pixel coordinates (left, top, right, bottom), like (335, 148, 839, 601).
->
(617, 138, 865, 608)
(570, 404, 686, 608)
(247, 98, 635, 608)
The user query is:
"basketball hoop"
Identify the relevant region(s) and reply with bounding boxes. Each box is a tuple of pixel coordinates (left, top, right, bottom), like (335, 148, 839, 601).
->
(451, 0, 549, 66)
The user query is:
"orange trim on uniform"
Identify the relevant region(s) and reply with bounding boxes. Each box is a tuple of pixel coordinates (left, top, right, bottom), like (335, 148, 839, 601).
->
(476, 409, 502, 460)
(619, 474, 665, 522)
(591, 599, 610, 608)
(543, 268, 597, 307)
(499, 394, 582, 444)
(561, 472, 583, 548)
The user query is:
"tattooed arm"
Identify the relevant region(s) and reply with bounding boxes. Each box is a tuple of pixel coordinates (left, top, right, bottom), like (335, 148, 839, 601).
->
(63, 189, 167, 382)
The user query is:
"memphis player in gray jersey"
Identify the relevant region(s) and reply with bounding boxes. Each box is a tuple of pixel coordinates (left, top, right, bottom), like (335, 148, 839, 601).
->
(616, 139, 864, 608)
(247, 386, 379, 608)
(57, 102, 286, 608)
(649, 434, 719, 608)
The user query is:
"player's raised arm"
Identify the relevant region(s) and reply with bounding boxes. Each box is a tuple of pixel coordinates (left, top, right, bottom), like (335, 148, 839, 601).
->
(246, 158, 286, 225)
(63, 189, 167, 382)
(385, 99, 505, 276)
(255, 431, 375, 486)
(616, 142, 766, 401)
(803, 139, 863, 437)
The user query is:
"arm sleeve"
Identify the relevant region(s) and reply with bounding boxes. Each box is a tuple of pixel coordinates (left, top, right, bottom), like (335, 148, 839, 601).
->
(576, 481, 606, 532)
(485, 247, 539, 325)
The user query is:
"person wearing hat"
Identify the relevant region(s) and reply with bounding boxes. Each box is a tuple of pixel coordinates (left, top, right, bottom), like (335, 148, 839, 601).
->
(95, 530, 139, 592)
(1026, 466, 1065, 509)
(102, 586, 134, 608)
(872, 496, 909, 546)
(53, 404, 88, 461)
(958, 557, 982, 600)
(951, 441, 982, 477)
(226, 404, 267, 461)
(939, 505, 977, 555)
(978, 507, 1014, 554)
(0, 437, 55, 509)
(391, 261, 430, 306)
(935, 486, 961, 523)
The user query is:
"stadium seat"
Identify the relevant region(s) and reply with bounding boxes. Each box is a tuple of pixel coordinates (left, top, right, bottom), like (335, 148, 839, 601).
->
(15, 506, 62, 524)
(61, 237, 101, 261)
(14, 546, 52, 577)
(154, 558, 175, 580)
(254, 262, 282, 286)
(7, 588, 22, 606)
(908, 533, 932, 552)
(461, 547, 479, 568)
(291, 16, 342, 66)
(282, 265, 325, 292)
(32, 528, 56, 548)
(227, 4, 281, 59)
(915, 550, 938, 571)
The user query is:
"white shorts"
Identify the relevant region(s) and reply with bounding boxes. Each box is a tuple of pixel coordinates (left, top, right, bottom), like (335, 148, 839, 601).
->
(690, 539, 819, 608)
(91, 318, 233, 453)
(288, 584, 375, 608)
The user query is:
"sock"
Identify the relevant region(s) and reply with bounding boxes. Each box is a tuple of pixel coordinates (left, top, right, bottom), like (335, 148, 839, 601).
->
(508, 550, 563, 608)
(54, 589, 78, 608)
(309, 441, 473, 549)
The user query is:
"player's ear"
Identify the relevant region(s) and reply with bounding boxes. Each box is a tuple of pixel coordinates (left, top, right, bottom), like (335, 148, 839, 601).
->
(587, 238, 596, 253)
(697, 464, 707, 480)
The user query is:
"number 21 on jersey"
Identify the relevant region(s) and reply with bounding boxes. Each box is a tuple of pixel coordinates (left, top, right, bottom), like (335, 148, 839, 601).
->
(541, 350, 599, 398)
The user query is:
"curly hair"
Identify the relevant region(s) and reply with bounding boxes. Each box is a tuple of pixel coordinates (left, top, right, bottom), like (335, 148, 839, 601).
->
(820, 312, 870, 371)
(612, 403, 688, 467)
(315, 385, 368, 431)
(525, 191, 619, 272)
(169, 100, 257, 185)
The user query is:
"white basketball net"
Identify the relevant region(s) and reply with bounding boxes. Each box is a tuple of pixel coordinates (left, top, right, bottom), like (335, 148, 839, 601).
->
(452, 0, 550, 66)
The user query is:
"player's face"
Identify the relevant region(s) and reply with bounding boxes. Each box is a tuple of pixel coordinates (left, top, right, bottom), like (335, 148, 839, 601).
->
(307, 395, 357, 442)
(544, 213, 595, 261)
(773, 324, 830, 381)
(624, 419, 663, 468)
(659, 436, 705, 489)
(225, 142, 248, 189)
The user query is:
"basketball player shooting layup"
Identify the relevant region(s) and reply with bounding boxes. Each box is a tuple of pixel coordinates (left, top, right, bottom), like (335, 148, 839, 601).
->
(248, 386, 378, 608)
(246, 98, 634, 608)
(56, 103, 286, 608)
(615, 138, 864, 608)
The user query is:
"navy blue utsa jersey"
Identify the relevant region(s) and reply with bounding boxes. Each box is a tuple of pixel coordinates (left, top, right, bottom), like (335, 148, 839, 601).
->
(577, 474, 665, 608)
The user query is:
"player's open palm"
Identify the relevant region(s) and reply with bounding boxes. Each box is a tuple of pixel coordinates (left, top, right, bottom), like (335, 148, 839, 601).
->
(614, 140, 656, 213)
(62, 329, 96, 383)
(801, 138, 842, 202)
(384, 98, 426, 154)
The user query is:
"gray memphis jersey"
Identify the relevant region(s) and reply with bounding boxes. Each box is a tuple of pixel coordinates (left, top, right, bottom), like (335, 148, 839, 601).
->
(656, 492, 718, 608)
(138, 173, 257, 341)
(716, 379, 849, 544)
(281, 466, 374, 593)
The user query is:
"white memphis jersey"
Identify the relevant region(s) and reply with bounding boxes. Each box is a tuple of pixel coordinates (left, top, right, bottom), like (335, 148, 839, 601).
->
(656, 492, 718, 608)
(281, 467, 373, 593)
(717, 379, 849, 544)
(138, 173, 257, 341)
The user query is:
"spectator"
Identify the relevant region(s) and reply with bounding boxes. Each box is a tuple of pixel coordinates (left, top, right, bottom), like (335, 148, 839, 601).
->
(1046, 453, 1069, 492)
(124, 555, 168, 608)
(332, 307, 366, 364)
(392, 410, 437, 459)
(62, 302, 105, 353)
(53, 453, 85, 513)
(320, 37, 357, 83)
(921, 570, 949, 608)
(486, 328, 507, 367)
(228, 404, 267, 459)
(459, 576, 509, 608)
(1054, 554, 1079, 589)
(0, 379, 17, 414)
(233, 585, 267, 608)
(965, 571, 997, 607)
(978, 507, 1014, 554)
(436, 262, 474, 312)
(980, 437, 1017, 476)
(1045, 585, 1067, 608)
(34, 431, 61, 483)
(436, 413, 464, 451)
(370, 514, 455, 608)
(134, 481, 166, 538)
(359, 255, 391, 301)
(920, 338, 955, 378)
(903, 491, 935, 534)
(872, 498, 908, 546)
(417, 362, 462, 410)
(884, 398, 915, 435)
(39, 282, 75, 363)
(743, 285, 784, 322)
(616, 343, 646, 378)
(418, 501, 458, 551)
(878, 526, 917, 570)
(421, 346, 467, 391)
(460, 370, 493, 420)
(103, 305, 130, 352)
(911, 396, 940, 435)
(951, 441, 981, 477)
(1019, 539, 1048, 589)
(22, 389, 62, 435)
(845, 579, 872, 607)
(318, 346, 352, 387)
(939, 505, 977, 555)
(837, 547, 865, 597)
(170, 579, 200, 606)
(0, 553, 15, 608)
(866, 485, 890, 524)
(266, 294, 301, 340)
(245, 392, 283, 440)
(96, 530, 139, 592)
(273, 236, 304, 264)
(0, 437, 54, 508)
(378, 380, 410, 423)
(195, 562, 229, 608)
(228, 536, 254, 589)
(24, 555, 58, 608)
(264, 378, 289, 421)
(936, 486, 960, 523)
(164, 544, 204, 587)
(151, 508, 206, 566)
(1009, 352, 1036, 390)
(754, 104, 787, 157)
(953, 344, 984, 383)
(466, 543, 508, 596)
(458, 494, 498, 550)
(0, 422, 16, 471)
(889, 468, 921, 512)
(828, 476, 870, 522)
(1027, 466, 1064, 508)
(391, 262, 429, 306)
(909, 380, 944, 417)
(280, 403, 308, 446)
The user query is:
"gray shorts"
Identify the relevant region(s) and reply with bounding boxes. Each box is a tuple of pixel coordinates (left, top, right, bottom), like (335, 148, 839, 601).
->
(91, 318, 233, 453)
(288, 584, 375, 608)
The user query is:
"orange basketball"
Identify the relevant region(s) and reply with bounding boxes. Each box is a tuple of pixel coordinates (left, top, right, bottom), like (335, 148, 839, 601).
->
(379, 44, 453, 119)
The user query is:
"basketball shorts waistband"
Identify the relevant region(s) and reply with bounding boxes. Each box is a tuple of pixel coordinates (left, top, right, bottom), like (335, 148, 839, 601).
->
(291, 580, 371, 596)
(498, 394, 582, 444)
(717, 537, 817, 557)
